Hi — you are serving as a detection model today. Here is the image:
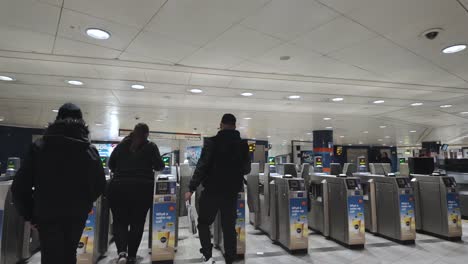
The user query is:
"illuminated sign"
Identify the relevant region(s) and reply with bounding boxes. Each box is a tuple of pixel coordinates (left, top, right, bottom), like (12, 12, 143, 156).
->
(100, 157, 108, 168)
(399, 158, 406, 164)
(315, 157, 323, 167)
(359, 158, 366, 166)
(162, 156, 171, 166)
(248, 143, 256, 152)
(336, 146, 343, 156)
(268, 157, 275, 165)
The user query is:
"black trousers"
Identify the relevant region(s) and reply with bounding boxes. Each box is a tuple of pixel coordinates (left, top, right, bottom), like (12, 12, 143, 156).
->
(111, 203, 150, 258)
(38, 214, 88, 264)
(197, 191, 238, 261)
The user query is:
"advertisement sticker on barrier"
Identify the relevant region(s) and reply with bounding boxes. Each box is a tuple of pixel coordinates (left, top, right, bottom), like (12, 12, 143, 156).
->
(447, 193, 462, 235)
(399, 194, 416, 239)
(347, 196, 365, 244)
(289, 197, 308, 249)
(77, 207, 96, 264)
(152, 196, 177, 262)
(236, 193, 246, 254)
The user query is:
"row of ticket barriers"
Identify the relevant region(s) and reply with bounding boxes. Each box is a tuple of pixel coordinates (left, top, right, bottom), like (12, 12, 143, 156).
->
(246, 162, 464, 253)
(0, 157, 465, 263)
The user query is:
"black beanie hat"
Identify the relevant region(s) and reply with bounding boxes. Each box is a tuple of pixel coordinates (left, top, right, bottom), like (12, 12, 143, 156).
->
(56, 103, 83, 120)
(221, 113, 236, 125)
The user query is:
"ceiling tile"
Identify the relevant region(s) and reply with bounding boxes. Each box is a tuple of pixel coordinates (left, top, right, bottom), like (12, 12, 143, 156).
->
(0, 0, 61, 35)
(125, 31, 200, 63)
(329, 37, 466, 87)
(53, 37, 121, 59)
(94, 65, 147, 81)
(118, 52, 172, 65)
(38, 0, 63, 6)
(200, 25, 283, 60)
(189, 74, 233, 87)
(145, 70, 191, 85)
(179, 48, 244, 69)
(292, 16, 377, 54)
(58, 9, 140, 50)
(64, 0, 166, 28)
(0, 25, 54, 53)
(241, 0, 339, 40)
(145, 0, 270, 46)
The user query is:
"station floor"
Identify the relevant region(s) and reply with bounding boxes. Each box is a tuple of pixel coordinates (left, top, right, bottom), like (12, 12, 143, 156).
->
(29, 215, 468, 264)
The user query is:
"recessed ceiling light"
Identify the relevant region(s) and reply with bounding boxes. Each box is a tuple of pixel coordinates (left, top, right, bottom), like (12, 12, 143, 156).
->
(442, 44, 467, 54)
(411, 102, 423, 106)
(280, 56, 291, 61)
(307, 132, 312, 135)
(52, 109, 59, 113)
(267, 136, 271, 138)
(323, 117, 332, 121)
(378, 139, 383, 141)
(67, 80, 83, 86)
(359, 142, 363, 145)
(0, 75, 15, 81)
(288, 95, 301, 100)
(440, 104, 452, 108)
(95, 123, 103, 126)
(131, 84, 145, 90)
(111, 111, 119, 115)
(155, 119, 164, 122)
(379, 125, 387, 128)
(373, 100, 385, 104)
(382, 144, 387, 146)
(325, 126, 333, 129)
(241, 92, 253, 97)
(385, 136, 390, 138)
(460, 112, 468, 115)
(363, 131, 369, 134)
(252, 138, 256, 140)
(244, 117, 252, 120)
(348, 144, 353, 146)
(410, 130, 417, 133)
(340, 135, 345, 138)
(331, 97, 344, 102)
(189, 88, 203, 94)
(0, 117, 4, 122)
(86, 28, 111, 40)
(399, 141, 403, 143)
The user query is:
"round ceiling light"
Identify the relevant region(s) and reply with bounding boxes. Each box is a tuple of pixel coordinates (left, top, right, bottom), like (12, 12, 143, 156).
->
(379, 125, 387, 128)
(241, 92, 253, 97)
(440, 104, 452, 108)
(0, 117, 4, 122)
(442, 44, 466, 54)
(373, 100, 385, 104)
(410, 130, 417, 133)
(0, 75, 15, 81)
(411, 102, 423, 106)
(131, 84, 145, 90)
(189, 88, 203, 94)
(323, 117, 332, 121)
(378, 139, 383, 141)
(288, 95, 301, 100)
(460, 112, 468, 115)
(332, 97, 344, 102)
(340, 135, 345, 138)
(326, 126, 333, 129)
(67, 80, 83, 86)
(52, 109, 59, 113)
(363, 131, 369, 134)
(86, 28, 111, 40)
(243, 117, 252, 120)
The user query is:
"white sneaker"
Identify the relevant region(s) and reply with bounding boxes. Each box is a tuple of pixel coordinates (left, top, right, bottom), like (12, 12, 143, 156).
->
(117, 252, 127, 264)
(203, 257, 216, 264)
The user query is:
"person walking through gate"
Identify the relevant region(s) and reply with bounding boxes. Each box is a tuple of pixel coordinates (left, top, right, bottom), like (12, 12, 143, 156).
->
(11, 103, 107, 264)
(108, 123, 165, 264)
(185, 114, 251, 264)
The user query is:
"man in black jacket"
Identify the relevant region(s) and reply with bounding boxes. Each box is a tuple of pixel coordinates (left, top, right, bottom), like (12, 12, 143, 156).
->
(11, 103, 106, 264)
(185, 114, 251, 264)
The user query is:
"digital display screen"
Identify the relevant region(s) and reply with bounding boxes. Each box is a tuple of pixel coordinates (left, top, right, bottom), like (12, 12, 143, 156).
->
(7, 161, 15, 169)
(396, 178, 407, 187)
(399, 158, 406, 164)
(359, 158, 366, 166)
(159, 183, 168, 191)
(290, 181, 298, 188)
(248, 143, 256, 152)
(315, 157, 323, 166)
(268, 157, 275, 165)
(100, 157, 108, 167)
(162, 156, 171, 166)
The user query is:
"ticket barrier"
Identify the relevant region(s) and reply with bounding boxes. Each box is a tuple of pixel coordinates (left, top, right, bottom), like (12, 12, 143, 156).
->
(77, 186, 112, 264)
(0, 159, 40, 264)
(246, 163, 260, 228)
(355, 175, 416, 244)
(307, 174, 365, 248)
(213, 191, 246, 258)
(411, 175, 462, 241)
(150, 175, 179, 263)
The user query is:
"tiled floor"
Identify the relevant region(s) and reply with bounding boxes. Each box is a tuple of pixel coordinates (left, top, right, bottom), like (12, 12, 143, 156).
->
(29, 216, 468, 264)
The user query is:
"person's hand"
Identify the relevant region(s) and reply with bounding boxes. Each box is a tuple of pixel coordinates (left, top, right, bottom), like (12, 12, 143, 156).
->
(184, 192, 193, 202)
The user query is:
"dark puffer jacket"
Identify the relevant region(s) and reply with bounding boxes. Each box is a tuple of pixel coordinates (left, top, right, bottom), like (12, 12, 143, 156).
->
(189, 130, 251, 195)
(11, 119, 106, 222)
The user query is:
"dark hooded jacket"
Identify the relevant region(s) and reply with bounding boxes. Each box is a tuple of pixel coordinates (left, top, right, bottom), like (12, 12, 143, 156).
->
(189, 130, 251, 195)
(11, 119, 106, 222)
